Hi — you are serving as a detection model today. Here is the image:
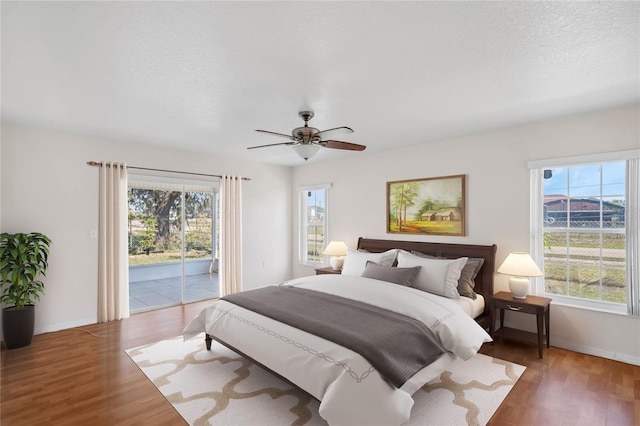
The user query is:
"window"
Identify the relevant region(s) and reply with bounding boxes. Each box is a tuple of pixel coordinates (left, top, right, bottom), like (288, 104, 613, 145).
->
(299, 184, 330, 266)
(128, 174, 220, 312)
(529, 150, 639, 315)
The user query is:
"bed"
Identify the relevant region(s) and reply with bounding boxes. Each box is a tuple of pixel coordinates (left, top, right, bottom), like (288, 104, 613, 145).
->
(183, 238, 497, 425)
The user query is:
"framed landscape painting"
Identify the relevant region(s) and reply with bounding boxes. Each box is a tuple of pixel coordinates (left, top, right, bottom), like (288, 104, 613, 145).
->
(387, 174, 466, 236)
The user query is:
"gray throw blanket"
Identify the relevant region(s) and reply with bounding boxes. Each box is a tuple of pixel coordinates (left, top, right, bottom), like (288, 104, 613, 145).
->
(222, 286, 446, 388)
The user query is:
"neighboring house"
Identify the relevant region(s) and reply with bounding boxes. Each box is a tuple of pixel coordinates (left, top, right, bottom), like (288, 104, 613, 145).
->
(544, 196, 625, 226)
(308, 205, 325, 220)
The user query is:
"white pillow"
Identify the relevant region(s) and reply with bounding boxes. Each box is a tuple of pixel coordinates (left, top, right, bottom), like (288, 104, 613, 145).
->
(396, 250, 467, 299)
(341, 249, 397, 276)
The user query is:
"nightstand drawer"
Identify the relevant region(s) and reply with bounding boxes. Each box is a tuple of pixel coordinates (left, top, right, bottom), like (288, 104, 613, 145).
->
(493, 299, 537, 314)
(315, 267, 342, 275)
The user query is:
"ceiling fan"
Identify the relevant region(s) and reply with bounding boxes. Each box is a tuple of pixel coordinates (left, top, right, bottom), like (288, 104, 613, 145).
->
(248, 111, 366, 160)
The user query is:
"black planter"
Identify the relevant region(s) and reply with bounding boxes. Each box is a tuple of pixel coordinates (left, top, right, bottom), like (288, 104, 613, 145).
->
(2, 305, 35, 349)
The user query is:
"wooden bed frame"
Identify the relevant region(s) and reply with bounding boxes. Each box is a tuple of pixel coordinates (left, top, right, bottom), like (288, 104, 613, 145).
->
(356, 237, 497, 330)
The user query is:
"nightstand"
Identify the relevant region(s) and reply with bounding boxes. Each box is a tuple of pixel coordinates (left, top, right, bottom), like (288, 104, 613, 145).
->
(491, 291, 551, 358)
(315, 267, 342, 275)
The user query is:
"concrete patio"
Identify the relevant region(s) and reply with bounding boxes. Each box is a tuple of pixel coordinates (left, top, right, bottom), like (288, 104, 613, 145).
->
(129, 272, 219, 313)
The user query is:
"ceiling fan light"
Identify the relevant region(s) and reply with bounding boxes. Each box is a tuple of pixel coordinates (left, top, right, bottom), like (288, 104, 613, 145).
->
(293, 144, 320, 161)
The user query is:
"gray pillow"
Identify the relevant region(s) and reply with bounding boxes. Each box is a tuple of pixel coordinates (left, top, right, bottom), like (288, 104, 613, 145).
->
(456, 258, 484, 300)
(361, 261, 421, 287)
(411, 251, 484, 299)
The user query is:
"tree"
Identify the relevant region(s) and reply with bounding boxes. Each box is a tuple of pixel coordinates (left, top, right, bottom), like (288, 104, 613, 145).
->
(140, 217, 157, 254)
(390, 182, 420, 231)
(128, 189, 213, 251)
(185, 192, 213, 221)
(128, 189, 181, 250)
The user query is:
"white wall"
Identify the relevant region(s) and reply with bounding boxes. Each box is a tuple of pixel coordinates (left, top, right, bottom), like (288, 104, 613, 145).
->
(292, 105, 640, 365)
(0, 124, 292, 333)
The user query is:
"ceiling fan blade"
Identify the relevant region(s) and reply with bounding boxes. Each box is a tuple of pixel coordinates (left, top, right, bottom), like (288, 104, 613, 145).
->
(255, 129, 295, 140)
(247, 141, 297, 150)
(319, 140, 367, 151)
(313, 126, 354, 139)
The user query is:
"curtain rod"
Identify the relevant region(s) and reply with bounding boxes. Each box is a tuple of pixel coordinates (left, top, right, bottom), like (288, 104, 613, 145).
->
(86, 161, 251, 180)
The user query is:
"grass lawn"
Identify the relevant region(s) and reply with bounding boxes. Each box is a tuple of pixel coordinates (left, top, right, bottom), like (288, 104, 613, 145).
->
(129, 250, 211, 266)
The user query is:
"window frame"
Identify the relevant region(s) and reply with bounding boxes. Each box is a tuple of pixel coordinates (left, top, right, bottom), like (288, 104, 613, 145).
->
(128, 173, 219, 307)
(528, 150, 639, 316)
(298, 184, 331, 267)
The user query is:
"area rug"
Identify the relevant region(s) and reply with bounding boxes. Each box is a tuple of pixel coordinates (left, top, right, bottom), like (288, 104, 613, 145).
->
(126, 335, 525, 426)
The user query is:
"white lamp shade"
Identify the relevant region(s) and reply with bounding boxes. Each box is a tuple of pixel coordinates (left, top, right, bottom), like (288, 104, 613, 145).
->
(497, 252, 543, 277)
(293, 144, 320, 160)
(497, 252, 543, 299)
(323, 241, 348, 257)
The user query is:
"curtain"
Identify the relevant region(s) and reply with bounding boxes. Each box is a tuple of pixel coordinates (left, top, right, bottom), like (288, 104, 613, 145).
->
(529, 168, 545, 296)
(220, 175, 243, 296)
(626, 157, 639, 316)
(98, 162, 129, 322)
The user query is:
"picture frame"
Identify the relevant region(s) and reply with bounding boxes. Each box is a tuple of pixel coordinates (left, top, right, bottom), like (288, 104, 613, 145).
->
(387, 174, 466, 236)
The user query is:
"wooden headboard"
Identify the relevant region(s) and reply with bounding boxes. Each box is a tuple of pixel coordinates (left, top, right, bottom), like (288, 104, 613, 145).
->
(357, 237, 497, 330)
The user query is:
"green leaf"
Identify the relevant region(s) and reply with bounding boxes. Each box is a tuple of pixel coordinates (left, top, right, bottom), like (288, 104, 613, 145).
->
(0, 232, 51, 307)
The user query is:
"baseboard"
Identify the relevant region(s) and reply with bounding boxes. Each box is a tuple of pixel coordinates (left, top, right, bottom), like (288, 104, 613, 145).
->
(36, 317, 97, 335)
(552, 338, 640, 366)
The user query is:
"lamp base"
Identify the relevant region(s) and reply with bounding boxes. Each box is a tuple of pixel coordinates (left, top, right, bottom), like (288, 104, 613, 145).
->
(329, 256, 344, 270)
(509, 277, 530, 299)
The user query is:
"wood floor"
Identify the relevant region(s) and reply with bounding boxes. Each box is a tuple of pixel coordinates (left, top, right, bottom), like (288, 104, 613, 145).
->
(481, 335, 639, 426)
(1, 300, 638, 425)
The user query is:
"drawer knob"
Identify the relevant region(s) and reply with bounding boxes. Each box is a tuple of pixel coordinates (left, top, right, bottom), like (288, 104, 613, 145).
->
(507, 305, 522, 311)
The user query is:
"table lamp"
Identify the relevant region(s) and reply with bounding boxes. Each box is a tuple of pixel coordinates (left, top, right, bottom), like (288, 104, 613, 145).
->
(497, 252, 543, 299)
(323, 241, 348, 270)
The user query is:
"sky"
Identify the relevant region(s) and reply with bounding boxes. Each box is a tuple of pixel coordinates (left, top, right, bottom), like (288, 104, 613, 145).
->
(544, 161, 626, 199)
(307, 188, 326, 209)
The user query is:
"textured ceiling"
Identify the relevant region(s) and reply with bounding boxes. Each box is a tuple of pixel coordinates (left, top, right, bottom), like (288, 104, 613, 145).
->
(2, 1, 638, 166)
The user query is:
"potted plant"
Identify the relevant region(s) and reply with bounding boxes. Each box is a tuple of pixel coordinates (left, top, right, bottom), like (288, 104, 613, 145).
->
(0, 232, 52, 349)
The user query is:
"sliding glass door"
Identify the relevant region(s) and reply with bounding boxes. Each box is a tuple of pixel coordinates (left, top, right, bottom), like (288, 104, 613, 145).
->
(127, 176, 219, 313)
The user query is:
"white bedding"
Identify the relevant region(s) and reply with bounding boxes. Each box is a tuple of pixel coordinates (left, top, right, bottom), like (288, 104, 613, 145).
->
(183, 274, 492, 426)
(455, 293, 485, 318)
